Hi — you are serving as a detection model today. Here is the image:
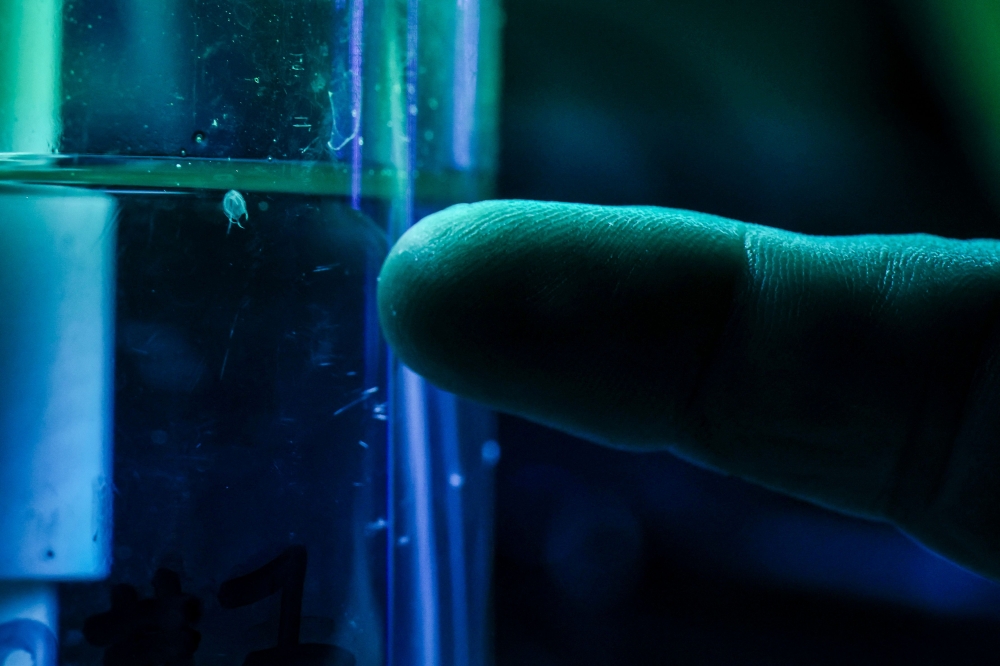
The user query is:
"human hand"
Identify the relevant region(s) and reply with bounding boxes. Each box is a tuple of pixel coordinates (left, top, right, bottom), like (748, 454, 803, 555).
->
(378, 199, 1000, 582)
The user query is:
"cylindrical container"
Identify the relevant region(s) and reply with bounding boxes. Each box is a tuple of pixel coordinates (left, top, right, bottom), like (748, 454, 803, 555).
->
(0, 1, 501, 665)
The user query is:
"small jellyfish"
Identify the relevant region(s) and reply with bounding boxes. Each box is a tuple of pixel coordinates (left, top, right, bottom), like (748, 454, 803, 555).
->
(222, 190, 247, 235)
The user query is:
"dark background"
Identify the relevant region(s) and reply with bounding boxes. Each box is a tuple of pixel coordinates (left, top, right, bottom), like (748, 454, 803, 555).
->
(491, 0, 1000, 663)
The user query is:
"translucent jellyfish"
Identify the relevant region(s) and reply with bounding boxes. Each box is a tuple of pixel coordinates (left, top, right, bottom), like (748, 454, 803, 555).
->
(222, 190, 247, 235)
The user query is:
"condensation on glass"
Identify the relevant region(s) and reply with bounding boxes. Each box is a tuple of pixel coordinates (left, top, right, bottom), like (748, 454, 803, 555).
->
(0, 1, 501, 665)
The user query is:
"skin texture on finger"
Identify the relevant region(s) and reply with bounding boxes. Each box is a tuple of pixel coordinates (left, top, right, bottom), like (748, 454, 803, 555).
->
(377, 199, 1000, 580)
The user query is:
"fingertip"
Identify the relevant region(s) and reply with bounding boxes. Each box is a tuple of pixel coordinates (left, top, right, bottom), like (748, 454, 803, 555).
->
(376, 201, 499, 380)
(376, 199, 748, 443)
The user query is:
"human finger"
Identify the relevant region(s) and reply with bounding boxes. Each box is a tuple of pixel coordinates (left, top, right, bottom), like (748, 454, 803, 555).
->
(378, 200, 1000, 580)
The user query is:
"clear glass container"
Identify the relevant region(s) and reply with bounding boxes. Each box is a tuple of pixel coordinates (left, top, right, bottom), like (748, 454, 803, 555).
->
(0, 1, 501, 664)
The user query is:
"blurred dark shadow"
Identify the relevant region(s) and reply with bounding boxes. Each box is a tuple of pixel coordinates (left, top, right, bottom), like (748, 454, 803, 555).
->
(493, 0, 1000, 663)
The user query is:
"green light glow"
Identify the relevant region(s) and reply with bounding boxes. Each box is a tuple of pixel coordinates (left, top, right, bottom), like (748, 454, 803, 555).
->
(0, 0, 61, 153)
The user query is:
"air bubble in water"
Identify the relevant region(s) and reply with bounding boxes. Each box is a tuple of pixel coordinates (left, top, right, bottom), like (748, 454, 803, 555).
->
(481, 440, 501, 466)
